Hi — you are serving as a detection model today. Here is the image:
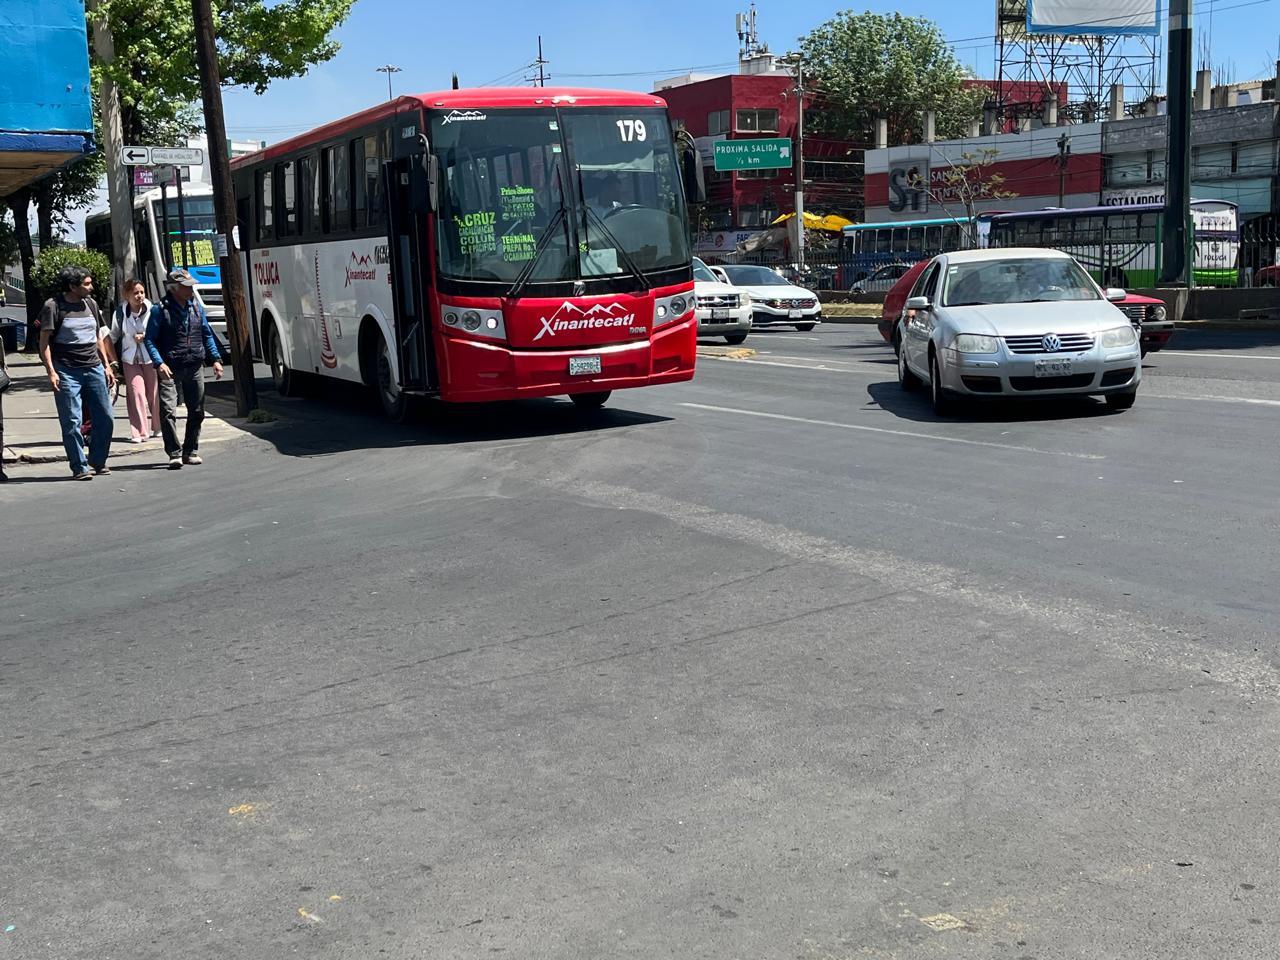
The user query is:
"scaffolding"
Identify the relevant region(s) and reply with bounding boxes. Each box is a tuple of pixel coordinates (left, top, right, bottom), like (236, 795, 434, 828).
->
(994, 0, 1161, 127)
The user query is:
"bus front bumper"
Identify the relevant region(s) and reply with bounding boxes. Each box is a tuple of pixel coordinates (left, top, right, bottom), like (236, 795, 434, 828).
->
(437, 315, 697, 403)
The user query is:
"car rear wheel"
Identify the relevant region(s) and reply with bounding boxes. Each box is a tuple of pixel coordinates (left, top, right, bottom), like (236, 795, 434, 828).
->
(898, 337, 920, 391)
(929, 351, 955, 417)
(725, 333, 748, 345)
(1105, 389, 1137, 411)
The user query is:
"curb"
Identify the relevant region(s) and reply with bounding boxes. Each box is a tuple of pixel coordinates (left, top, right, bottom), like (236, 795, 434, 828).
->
(4, 416, 240, 466)
(817, 315, 880, 325)
(1174, 318, 1280, 331)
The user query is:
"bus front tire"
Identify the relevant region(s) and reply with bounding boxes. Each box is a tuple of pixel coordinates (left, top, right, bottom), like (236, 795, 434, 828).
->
(266, 321, 297, 397)
(374, 333, 408, 422)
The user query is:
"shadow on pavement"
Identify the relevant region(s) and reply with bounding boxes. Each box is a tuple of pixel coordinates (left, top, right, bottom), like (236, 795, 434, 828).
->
(206, 376, 672, 458)
(1163, 329, 1280, 351)
(866, 380, 1116, 425)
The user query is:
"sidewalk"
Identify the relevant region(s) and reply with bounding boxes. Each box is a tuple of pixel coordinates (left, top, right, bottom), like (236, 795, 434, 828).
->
(2, 352, 242, 472)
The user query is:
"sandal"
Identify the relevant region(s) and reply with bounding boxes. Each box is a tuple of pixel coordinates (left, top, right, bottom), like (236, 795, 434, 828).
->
(92, 465, 112, 476)
(72, 472, 94, 481)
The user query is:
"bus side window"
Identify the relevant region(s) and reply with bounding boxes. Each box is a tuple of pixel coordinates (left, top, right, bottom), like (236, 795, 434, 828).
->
(352, 138, 367, 230)
(942, 223, 958, 250)
(298, 154, 318, 236)
(326, 144, 350, 233)
(365, 133, 385, 227)
(257, 169, 274, 241)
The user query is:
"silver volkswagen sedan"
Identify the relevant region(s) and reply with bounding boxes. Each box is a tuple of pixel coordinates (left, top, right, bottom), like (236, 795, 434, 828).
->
(897, 248, 1142, 416)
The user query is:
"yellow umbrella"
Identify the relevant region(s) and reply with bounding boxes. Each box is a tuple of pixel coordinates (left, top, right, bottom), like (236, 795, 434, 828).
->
(770, 211, 854, 232)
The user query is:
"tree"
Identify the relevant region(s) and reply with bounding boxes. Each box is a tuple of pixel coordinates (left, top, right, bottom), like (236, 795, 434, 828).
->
(798, 11, 986, 146)
(31, 247, 113, 303)
(908, 149, 1018, 245)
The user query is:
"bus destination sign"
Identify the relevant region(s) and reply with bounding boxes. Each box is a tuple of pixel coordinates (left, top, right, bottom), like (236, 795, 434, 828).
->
(713, 138, 793, 172)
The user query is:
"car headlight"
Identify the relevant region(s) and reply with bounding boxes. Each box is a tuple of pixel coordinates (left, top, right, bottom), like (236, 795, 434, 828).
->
(953, 334, 999, 354)
(1151, 304, 1167, 322)
(1100, 325, 1137, 347)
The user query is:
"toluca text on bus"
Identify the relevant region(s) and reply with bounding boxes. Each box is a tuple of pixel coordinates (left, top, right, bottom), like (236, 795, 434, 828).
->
(230, 87, 706, 418)
(85, 184, 228, 346)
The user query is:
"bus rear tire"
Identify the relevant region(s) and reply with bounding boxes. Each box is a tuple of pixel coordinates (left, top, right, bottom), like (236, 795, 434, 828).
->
(374, 333, 408, 422)
(266, 320, 297, 397)
(570, 391, 610, 409)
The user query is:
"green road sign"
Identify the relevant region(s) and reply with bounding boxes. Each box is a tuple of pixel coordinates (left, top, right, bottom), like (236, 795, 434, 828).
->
(713, 137, 794, 172)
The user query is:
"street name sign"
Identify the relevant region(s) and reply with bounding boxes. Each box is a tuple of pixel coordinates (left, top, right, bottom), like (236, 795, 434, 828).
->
(151, 146, 204, 165)
(713, 137, 793, 171)
(119, 145, 151, 165)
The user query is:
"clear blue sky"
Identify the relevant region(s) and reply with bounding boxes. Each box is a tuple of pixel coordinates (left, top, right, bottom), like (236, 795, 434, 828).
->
(221, 0, 1279, 144)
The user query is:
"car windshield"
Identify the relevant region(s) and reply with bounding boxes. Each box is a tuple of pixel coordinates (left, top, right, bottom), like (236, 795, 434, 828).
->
(722, 265, 792, 286)
(692, 258, 718, 283)
(941, 256, 1101, 306)
(432, 107, 689, 284)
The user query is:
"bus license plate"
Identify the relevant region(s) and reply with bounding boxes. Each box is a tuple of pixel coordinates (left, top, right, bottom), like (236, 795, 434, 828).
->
(1034, 358, 1071, 377)
(711, 308, 729, 320)
(569, 356, 601, 376)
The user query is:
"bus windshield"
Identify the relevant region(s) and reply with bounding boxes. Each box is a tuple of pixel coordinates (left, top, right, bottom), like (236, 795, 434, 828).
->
(153, 195, 218, 268)
(432, 107, 689, 284)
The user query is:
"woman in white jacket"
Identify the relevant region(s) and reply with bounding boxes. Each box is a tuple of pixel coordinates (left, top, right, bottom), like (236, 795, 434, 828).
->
(110, 278, 161, 442)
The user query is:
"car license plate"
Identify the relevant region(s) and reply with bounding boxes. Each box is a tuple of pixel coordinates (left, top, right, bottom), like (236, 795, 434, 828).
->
(1034, 358, 1071, 377)
(711, 308, 729, 320)
(568, 356, 601, 376)
(788, 309, 803, 318)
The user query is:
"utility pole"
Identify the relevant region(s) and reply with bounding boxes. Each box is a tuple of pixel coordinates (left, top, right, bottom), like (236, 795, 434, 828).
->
(1160, 0, 1193, 285)
(1056, 132, 1072, 207)
(791, 56, 806, 272)
(376, 64, 402, 101)
(534, 36, 549, 87)
(87, 0, 138, 291)
(192, 0, 257, 415)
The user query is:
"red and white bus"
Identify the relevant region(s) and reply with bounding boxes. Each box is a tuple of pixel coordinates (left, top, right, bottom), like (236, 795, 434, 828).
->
(230, 87, 704, 418)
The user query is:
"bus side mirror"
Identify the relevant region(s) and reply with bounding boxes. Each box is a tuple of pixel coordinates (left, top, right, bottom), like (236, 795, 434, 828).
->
(416, 134, 438, 212)
(675, 131, 706, 205)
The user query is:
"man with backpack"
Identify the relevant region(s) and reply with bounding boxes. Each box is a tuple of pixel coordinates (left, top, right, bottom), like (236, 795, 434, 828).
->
(37, 266, 116, 480)
(145, 268, 222, 469)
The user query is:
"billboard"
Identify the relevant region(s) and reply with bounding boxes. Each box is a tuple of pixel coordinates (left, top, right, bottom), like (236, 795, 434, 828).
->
(1026, 0, 1161, 36)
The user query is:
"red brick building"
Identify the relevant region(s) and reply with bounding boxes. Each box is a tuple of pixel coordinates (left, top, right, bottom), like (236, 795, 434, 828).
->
(655, 65, 861, 254)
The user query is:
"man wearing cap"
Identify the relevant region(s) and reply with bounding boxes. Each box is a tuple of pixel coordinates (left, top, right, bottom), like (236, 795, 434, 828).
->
(145, 269, 223, 469)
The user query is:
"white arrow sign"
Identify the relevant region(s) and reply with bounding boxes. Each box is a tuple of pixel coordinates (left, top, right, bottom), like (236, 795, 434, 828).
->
(151, 147, 203, 165)
(119, 145, 151, 165)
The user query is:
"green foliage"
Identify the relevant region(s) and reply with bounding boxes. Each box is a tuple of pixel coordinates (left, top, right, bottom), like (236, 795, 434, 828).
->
(30, 246, 113, 302)
(798, 11, 987, 144)
(95, 0, 355, 142)
(0, 211, 17, 270)
(909, 149, 1019, 243)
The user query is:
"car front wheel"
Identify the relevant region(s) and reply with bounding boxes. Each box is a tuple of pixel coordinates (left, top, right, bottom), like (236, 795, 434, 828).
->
(1105, 389, 1137, 411)
(795, 324, 816, 332)
(725, 332, 748, 345)
(929, 351, 955, 417)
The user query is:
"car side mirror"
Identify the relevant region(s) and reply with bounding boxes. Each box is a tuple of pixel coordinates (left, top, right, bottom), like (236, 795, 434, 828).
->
(905, 296, 931, 312)
(1105, 287, 1127, 302)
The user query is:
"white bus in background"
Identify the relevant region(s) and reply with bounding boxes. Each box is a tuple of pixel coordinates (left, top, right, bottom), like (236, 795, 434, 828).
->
(85, 184, 228, 348)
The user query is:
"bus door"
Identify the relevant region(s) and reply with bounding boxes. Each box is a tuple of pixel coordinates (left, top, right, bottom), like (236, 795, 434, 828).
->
(384, 148, 437, 393)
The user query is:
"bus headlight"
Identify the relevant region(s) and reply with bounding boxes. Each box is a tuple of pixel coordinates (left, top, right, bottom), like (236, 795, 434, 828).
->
(444, 311, 460, 326)
(670, 296, 688, 316)
(462, 310, 482, 331)
(1100, 325, 1137, 347)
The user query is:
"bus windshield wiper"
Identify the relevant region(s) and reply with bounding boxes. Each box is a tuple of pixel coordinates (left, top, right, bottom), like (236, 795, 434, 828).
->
(506, 164, 571, 301)
(576, 166, 651, 292)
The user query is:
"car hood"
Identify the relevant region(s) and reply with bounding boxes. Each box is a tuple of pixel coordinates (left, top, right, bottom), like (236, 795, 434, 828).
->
(694, 280, 742, 297)
(942, 299, 1129, 335)
(731, 284, 818, 301)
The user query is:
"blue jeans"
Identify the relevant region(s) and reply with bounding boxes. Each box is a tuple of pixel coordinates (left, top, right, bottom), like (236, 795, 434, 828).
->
(52, 363, 113, 475)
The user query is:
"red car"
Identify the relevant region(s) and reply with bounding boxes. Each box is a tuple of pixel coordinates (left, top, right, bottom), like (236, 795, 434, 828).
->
(1256, 265, 1279, 287)
(877, 258, 1174, 356)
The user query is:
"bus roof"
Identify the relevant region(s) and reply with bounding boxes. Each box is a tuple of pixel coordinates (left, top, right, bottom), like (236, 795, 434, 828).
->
(842, 216, 974, 233)
(230, 87, 671, 171)
(84, 181, 214, 223)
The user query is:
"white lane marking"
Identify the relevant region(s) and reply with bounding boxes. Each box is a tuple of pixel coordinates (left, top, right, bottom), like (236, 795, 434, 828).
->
(1163, 352, 1280, 361)
(751, 335, 822, 341)
(1144, 393, 1280, 407)
(680, 402, 1105, 460)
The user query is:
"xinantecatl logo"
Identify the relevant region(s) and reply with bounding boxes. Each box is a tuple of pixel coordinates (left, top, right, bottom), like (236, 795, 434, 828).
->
(442, 110, 487, 124)
(345, 251, 377, 287)
(534, 301, 637, 341)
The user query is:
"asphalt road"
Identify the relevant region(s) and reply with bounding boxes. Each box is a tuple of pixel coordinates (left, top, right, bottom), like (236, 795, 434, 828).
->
(3, 322, 1279, 959)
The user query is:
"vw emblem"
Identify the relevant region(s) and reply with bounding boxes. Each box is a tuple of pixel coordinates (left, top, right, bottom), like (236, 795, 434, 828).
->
(1042, 334, 1061, 352)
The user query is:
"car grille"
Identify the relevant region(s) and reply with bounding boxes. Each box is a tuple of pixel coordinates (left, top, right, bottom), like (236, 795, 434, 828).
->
(1118, 305, 1146, 324)
(1009, 373, 1096, 391)
(697, 294, 739, 309)
(1004, 333, 1095, 354)
(789, 299, 817, 309)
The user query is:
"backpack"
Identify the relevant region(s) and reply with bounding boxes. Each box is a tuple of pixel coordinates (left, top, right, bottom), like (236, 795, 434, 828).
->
(42, 295, 103, 335)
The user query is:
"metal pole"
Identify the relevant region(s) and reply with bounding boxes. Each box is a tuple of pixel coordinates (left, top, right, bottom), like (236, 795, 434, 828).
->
(159, 177, 173, 271)
(794, 57, 805, 272)
(376, 64, 402, 102)
(174, 167, 192, 270)
(1160, 0, 1193, 285)
(193, 0, 258, 414)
